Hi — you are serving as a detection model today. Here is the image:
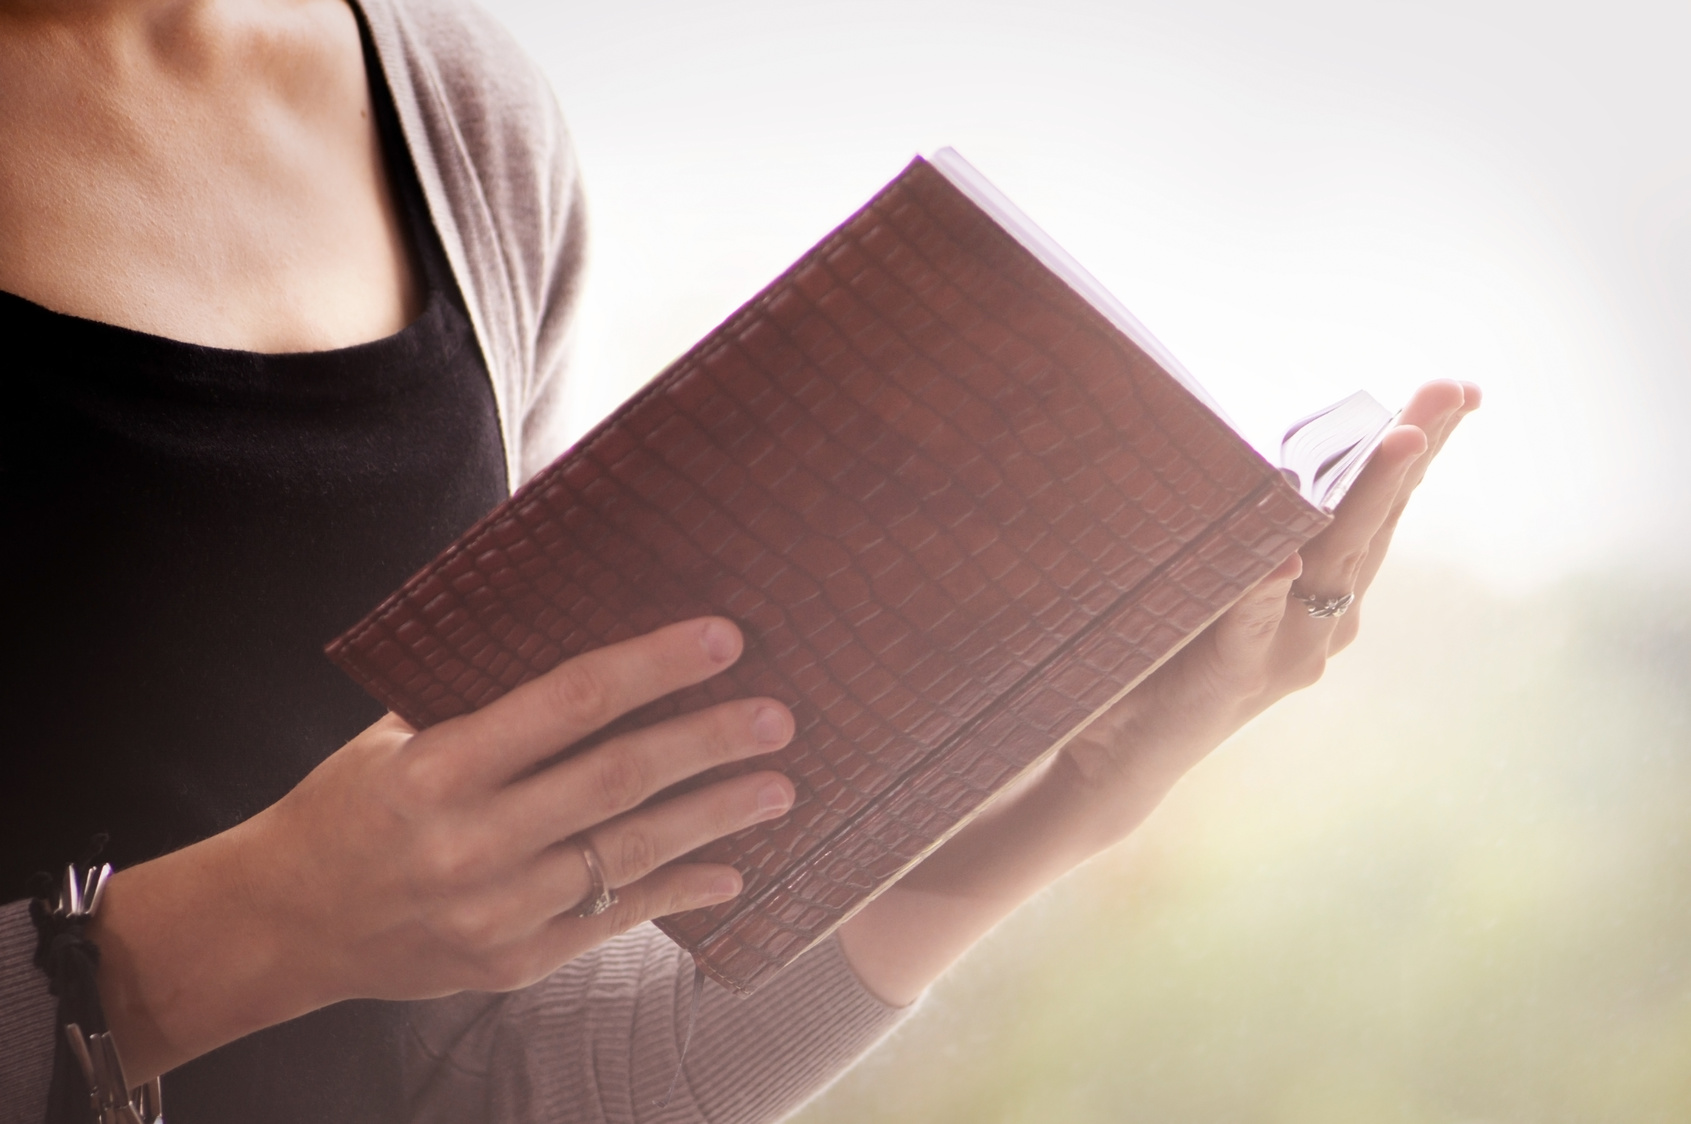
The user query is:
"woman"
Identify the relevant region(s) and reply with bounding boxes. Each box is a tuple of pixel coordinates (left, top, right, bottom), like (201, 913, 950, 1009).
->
(0, 0, 1479, 1119)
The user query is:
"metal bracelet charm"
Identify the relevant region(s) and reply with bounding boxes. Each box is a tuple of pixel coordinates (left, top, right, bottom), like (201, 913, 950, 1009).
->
(49, 864, 164, 1124)
(62, 1023, 163, 1124)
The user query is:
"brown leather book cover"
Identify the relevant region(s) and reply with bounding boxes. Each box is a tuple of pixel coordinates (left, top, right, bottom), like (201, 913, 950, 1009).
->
(325, 154, 1332, 994)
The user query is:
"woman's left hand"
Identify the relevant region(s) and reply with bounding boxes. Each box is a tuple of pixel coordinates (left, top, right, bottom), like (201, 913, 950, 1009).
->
(839, 378, 1480, 1004)
(1052, 378, 1481, 846)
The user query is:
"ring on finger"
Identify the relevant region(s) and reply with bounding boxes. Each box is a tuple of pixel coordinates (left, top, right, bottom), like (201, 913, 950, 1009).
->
(569, 838, 617, 918)
(1291, 588, 1355, 619)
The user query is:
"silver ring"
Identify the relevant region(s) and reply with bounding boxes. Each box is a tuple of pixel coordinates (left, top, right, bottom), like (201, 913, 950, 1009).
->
(1293, 589, 1355, 619)
(570, 839, 617, 918)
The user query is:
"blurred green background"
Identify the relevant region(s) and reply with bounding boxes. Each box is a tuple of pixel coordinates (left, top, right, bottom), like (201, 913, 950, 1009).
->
(792, 564, 1691, 1123)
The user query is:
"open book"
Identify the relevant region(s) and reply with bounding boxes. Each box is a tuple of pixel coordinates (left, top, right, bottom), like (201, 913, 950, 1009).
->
(327, 150, 1393, 993)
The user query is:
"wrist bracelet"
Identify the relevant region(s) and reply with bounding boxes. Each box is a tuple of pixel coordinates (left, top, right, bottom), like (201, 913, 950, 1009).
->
(31, 864, 164, 1124)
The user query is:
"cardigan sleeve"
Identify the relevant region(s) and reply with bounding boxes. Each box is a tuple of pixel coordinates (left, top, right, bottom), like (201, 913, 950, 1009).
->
(515, 173, 587, 482)
(403, 926, 914, 1124)
(0, 899, 55, 1124)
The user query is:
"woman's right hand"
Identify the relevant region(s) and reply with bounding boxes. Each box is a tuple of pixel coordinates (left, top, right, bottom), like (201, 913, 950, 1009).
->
(90, 617, 793, 1084)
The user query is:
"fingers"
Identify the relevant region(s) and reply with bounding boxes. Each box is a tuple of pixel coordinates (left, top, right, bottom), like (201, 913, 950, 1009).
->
(429, 770, 788, 961)
(414, 617, 746, 788)
(1295, 377, 1478, 599)
(495, 696, 795, 855)
(1400, 381, 1481, 498)
(1295, 423, 1427, 599)
(1376, 380, 1476, 522)
(1349, 381, 1481, 598)
(542, 768, 788, 919)
(437, 861, 746, 993)
(536, 861, 748, 958)
(578, 769, 794, 890)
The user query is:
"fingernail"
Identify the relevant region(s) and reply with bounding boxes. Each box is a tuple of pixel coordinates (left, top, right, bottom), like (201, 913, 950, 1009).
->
(710, 871, 742, 898)
(757, 780, 793, 816)
(701, 620, 738, 664)
(752, 706, 788, 746)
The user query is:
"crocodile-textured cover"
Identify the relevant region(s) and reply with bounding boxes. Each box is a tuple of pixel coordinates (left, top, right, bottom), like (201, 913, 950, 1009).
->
(326, 157, 1332, 994)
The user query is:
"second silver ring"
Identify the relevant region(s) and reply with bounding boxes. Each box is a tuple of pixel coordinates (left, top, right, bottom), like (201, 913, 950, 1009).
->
(1292, 589, 1355, 619)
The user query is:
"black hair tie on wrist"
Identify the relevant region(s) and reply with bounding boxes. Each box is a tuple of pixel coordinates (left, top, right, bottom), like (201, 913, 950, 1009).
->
(29, 863, 163, 1124)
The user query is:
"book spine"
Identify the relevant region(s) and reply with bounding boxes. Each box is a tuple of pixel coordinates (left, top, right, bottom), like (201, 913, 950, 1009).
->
(660, 480, 1326, 993)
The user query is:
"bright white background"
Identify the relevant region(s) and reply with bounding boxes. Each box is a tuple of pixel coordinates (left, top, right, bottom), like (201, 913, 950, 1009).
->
(477, 0, 1690, 591)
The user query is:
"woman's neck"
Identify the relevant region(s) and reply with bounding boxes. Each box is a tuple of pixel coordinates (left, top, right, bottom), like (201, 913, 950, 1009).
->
(0, 0, 425, 352)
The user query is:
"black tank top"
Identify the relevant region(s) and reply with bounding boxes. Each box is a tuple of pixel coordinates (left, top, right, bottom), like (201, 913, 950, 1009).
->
(0, 8, 508, 1120)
